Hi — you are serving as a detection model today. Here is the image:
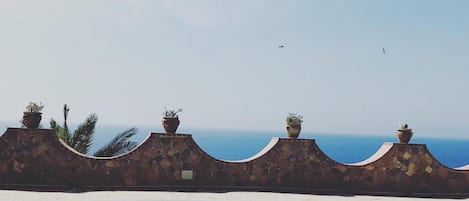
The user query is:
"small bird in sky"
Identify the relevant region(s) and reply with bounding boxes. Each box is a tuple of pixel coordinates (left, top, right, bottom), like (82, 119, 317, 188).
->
(279, 45, 284, 48)
(382, 48, 386, 55)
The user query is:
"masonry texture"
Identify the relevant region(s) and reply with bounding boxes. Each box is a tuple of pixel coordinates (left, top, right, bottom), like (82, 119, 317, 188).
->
(0, 128, 468, 195)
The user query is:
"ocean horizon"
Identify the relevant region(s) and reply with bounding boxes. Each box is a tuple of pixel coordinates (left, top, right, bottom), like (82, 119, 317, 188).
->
(1, 122, 469, 168)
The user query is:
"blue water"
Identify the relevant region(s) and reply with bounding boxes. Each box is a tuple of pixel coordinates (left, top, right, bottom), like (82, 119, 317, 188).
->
(89, 126, 469, 168)
(187, 129, 469, 168)
(2, 123, 469, 168)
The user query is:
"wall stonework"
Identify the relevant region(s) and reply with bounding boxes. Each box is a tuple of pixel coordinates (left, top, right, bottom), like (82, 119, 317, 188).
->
(0, 128, 468, 195)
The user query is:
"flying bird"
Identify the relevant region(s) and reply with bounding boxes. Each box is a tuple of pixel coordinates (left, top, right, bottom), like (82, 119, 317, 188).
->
(279, 45, 284, 48)
(382, 48, 386, 55)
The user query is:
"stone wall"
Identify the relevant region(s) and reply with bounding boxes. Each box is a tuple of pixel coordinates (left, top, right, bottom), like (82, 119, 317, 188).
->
(0, 128, 468, 196)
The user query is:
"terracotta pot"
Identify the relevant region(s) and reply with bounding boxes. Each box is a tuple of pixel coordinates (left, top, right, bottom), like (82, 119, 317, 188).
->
(162, 117, 180, 133)
(286, 124, 301, 139)
(22, 112, 42, 129)
(397, 129, 413, 143)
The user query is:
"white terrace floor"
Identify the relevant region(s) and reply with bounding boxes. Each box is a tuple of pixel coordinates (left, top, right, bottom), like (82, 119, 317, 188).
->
(1, 190, 468, 201)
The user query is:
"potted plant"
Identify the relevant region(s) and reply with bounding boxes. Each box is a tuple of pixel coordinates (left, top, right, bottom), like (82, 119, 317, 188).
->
(396, 123, 413, 143)
(286, 113, 303, 139)
(162, 107, 182, 134)
(22, 102, 44, 129)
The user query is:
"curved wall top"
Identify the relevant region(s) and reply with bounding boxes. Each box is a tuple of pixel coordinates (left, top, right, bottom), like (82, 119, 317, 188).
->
(346, 142, 394, 166)
(1, 128, 469, 195)
(223, 137, 280, 163)
(456, 165, 469, 170)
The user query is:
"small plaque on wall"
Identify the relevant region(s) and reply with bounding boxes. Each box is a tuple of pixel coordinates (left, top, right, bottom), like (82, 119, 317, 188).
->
(181, 170, 193, 180)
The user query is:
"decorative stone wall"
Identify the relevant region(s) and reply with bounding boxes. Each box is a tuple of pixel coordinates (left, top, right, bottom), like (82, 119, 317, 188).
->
(0, 128, 468, 196)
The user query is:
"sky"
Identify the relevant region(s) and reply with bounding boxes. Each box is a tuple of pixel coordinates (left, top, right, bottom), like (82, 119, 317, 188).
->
(1, 0, 469, 137)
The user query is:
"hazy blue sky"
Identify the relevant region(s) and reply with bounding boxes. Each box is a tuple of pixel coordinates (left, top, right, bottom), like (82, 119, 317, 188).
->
(1, 1, 469, 137)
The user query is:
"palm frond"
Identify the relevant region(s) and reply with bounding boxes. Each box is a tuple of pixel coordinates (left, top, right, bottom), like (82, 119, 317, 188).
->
(50, 104, 73, 144)
(93, 127, 138, 157)
(50, 118, 68, 143)
(63, 104, 70, 137)
(71, 114, 98, 154)
(50, 119, 58, 129)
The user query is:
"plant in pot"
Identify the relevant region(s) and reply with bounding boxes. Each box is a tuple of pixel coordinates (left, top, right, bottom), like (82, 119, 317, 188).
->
(22, 102, 44, 129)
(162, 107, 182, 134)
(396, 123, 413, 143)
(286, 113, 303, 139)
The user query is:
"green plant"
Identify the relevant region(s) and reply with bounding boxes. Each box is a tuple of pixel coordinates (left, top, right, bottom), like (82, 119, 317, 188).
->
(163, 107, 182, 118)
(399, 123, 407, 129)
(398, 122, 411, 131)
(93, 127, 139, 157)
(286, 113, 303, 125)
(50, 104, 137, 156)
(25, 102, 44, 112)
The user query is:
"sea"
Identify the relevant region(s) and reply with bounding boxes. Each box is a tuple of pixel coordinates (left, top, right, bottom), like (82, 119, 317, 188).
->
(1, 122, 469, 168)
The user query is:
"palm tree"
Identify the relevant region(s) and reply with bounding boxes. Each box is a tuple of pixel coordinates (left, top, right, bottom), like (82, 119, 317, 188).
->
(50, 104, 138, 157)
